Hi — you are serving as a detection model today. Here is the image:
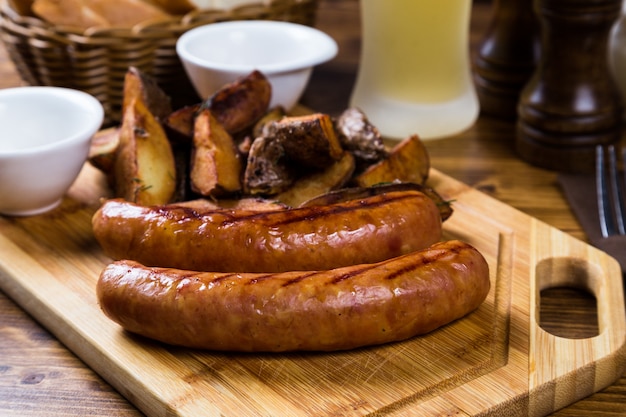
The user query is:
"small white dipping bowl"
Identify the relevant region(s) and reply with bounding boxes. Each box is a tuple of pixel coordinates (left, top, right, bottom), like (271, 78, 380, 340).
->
(176, 20, 338, 110)
(0, 87, 104, 216)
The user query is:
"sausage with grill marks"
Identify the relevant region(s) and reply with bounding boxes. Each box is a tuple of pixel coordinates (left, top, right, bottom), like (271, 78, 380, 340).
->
(96, 240, 491, 352)
(92, 190, 443, 273)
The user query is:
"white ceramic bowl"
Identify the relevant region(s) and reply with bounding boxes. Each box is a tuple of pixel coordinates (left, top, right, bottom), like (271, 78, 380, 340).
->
(176, 20, 338, 110)
(0, 87, 104, 216)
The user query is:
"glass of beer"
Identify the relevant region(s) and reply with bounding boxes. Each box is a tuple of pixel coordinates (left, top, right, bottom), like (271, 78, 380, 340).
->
(350, 0, 478, 140)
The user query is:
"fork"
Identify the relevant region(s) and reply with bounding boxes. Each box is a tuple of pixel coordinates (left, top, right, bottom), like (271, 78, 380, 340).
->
(595, 144, 626, 238)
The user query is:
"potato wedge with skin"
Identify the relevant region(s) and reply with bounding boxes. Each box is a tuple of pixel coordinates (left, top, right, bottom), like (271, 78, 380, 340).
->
(163, 103, 199, 142)
(270, 113, 344, 169)
(114, 97, 177, 205)
(123, 66, 172, 121)
(190, 108, 242, 196)
(275, 152, 355, 207)
(206, 70, 272, 134)
(353, 134, 430, 187)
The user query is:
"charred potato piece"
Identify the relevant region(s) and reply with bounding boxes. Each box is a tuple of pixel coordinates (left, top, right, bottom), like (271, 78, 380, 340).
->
(123, 66, 172, 121)
(243, 135, 295, 195)
(114, 97, 177, 205)
(206, 70, 272, 134)
(354, 134, 430, 187)
(190, 108, 243, 196)
(335, 107, 387, 165)
(270, 113, 344, 170)
(275, 152, 356, 207)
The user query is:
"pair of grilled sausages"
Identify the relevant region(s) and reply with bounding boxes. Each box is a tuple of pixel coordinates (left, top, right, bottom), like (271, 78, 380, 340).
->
(93, 190, 490, 352)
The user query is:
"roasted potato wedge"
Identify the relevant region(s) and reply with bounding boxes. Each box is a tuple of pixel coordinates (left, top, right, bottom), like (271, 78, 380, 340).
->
(335, 107, 387, 165)
(243, 135, 295, 195)
(190, 108, 243, 196)
(89, 67, 174, 190)
(271, 113, 344, 169)
(275, 151, 355, 207)
(206, 70, 272, 134)
(163, 103, 199, 142)
(353, 134, 430, 187)
(114, 97, 177, 205)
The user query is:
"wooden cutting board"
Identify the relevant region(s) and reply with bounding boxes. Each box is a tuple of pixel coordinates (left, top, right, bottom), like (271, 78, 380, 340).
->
(0, 163, 624, 417)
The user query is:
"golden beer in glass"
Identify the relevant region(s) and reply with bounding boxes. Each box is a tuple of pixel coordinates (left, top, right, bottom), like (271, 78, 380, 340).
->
(350, 0, 478, 140)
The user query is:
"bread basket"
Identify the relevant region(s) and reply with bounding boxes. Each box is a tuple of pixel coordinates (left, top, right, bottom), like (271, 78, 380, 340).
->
(0, 0, 318, 125)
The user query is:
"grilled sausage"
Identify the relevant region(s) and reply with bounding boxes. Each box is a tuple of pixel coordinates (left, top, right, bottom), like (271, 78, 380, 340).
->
(92, 190, 443, 273)
(97, 240, 490, 352)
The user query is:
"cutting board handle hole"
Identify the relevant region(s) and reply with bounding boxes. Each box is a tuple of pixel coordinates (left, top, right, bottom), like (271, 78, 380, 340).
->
(536, 257, 600, 339)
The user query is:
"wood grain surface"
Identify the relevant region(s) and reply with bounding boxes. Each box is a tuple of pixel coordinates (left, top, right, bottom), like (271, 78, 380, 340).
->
(1, 0, 625, 416)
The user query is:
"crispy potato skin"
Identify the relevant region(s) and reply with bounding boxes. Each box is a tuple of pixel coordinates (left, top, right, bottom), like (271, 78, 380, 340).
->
(113, 97, 177, 205)
(354, 134, 430, 187)
(92, 190, 442, 273)
(189, 109, 242, 196)
(207, 70, 272, 134)
(271, 113, 344, 169)
(97, 240, 490, 352)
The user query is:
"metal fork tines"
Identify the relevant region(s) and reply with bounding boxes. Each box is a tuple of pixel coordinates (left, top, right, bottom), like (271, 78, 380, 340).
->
(596, 144, 626, 237)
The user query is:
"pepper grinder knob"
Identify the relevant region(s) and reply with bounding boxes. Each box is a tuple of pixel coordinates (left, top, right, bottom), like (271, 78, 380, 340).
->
(516, 0, 623, 173)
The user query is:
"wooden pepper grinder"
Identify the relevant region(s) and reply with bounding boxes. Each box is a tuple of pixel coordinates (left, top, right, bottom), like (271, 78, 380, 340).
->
(516, 0, 623, 173)
(474, 0, 540, 119)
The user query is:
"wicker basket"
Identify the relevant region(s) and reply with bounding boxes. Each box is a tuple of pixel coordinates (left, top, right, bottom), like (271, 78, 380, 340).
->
(0, 0, 318, 125)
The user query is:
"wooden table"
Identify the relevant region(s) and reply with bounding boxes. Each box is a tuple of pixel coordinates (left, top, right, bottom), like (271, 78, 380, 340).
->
(1, 1, 625, 415)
